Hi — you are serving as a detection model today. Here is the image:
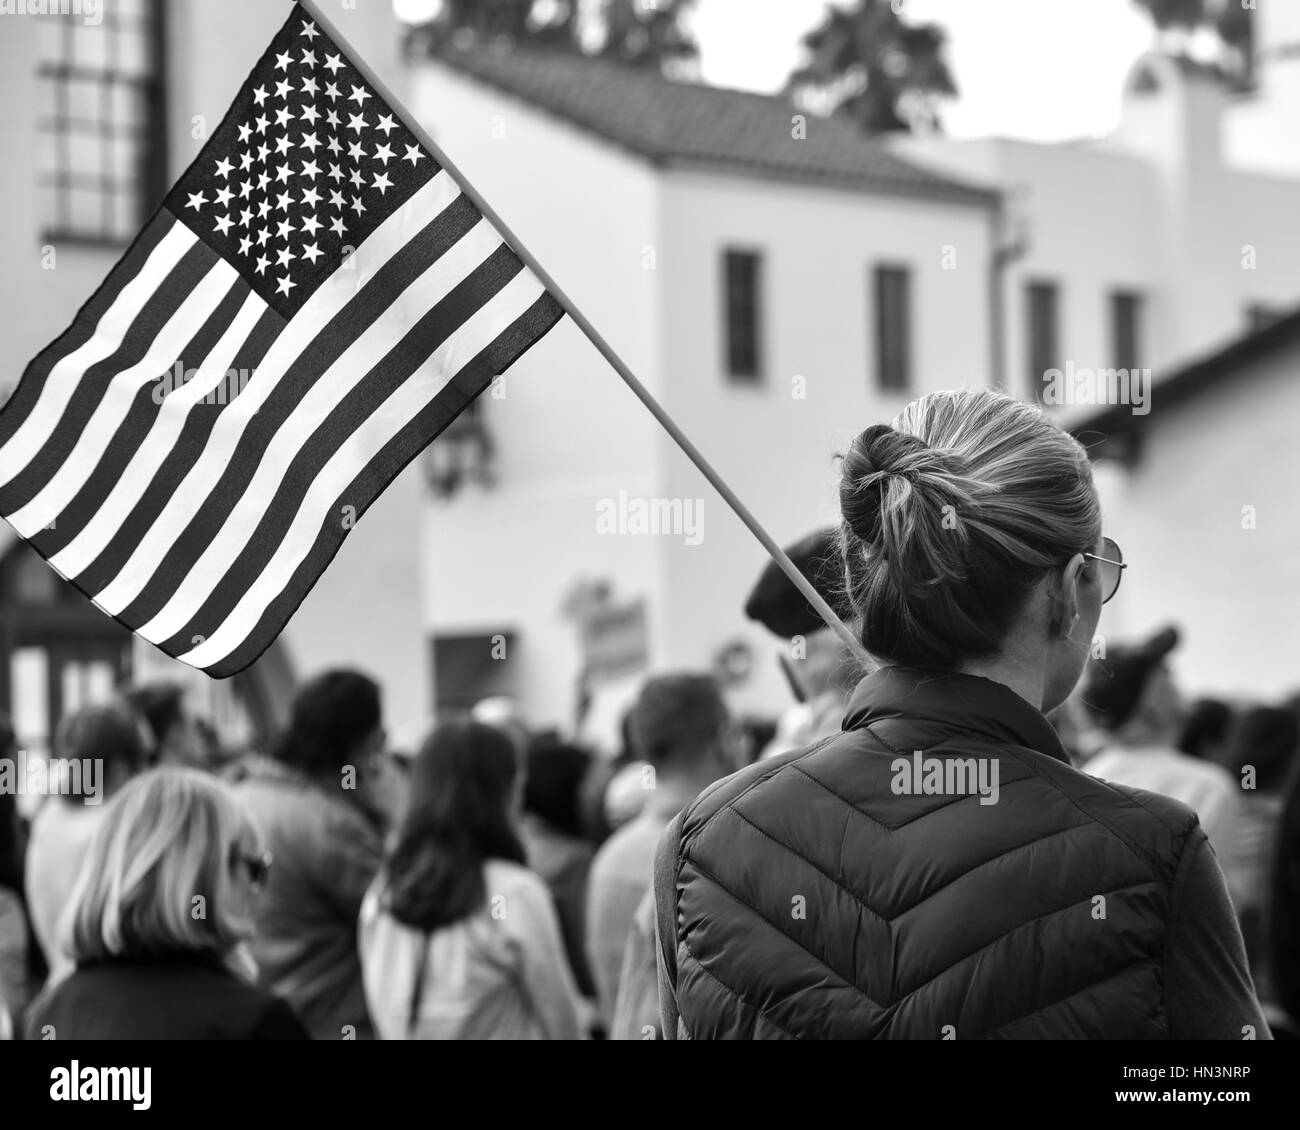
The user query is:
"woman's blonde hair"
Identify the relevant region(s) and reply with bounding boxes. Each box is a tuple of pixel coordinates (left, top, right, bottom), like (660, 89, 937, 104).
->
(62, 766, 259, 966)
(839, 387, 1101, 670)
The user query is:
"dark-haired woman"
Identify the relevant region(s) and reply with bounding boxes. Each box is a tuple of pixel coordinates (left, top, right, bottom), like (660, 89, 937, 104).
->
(654, 387, 1268, 1039)
(359, 720, 583, 1040)
(230, 669, 385, 1039)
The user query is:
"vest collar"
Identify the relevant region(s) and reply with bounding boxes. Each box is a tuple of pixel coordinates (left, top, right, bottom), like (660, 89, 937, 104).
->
(842, 665, 1071, 767)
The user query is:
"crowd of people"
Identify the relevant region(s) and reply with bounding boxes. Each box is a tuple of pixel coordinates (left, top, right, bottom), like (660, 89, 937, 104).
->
(0, 663, 755, 1039)
(0, 387, 1297, 1039)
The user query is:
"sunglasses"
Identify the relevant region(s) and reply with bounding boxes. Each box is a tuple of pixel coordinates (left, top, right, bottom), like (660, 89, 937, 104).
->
(230, 847, 273, 893)
(1081, 536, 1127, 604)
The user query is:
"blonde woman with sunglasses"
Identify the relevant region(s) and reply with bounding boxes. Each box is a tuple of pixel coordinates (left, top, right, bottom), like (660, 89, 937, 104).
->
(654, 388, 1268, 1040)
(24, 767, 306, 1040)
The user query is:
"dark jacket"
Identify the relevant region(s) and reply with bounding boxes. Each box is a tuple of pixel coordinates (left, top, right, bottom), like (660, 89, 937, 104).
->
(23, 955, 308, 1040)
(229, 756, 383, 1040)
(655, 666, 1270, 1039)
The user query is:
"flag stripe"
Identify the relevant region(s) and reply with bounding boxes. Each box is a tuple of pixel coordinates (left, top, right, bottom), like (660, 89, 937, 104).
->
(0, 240, 219, 519)
(0, 220, 198, 492)
(128, 217, 509, 637)
(94, 190, 492, 622)
(71, 173, 462, 589)
(80, 178, 471, 612)
(60, 301, 285, 591)
(0, 213, 176, 447)
(29, 279, 257, 560)
(154, 243, 527, 653)
(203, 290, 563, 677)
(176, 271, 555, 671)
(2, 251, 239, 536)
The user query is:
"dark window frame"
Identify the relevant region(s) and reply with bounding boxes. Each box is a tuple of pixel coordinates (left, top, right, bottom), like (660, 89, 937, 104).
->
(872, 263, 912, 392)
(35, 0, 168, 248)
(1246, 302, 1288, 334)
(1110, 288, 1144, 371)
(722, 248, 764, 383)
(1026, 278, 1061, 394)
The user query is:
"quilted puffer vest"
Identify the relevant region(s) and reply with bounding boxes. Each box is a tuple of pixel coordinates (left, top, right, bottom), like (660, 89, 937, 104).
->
(667, 666, 1199, 1039)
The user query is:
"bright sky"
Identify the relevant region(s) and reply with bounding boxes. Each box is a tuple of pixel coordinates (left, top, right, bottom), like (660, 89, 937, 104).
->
(689, 0, 1160, 142)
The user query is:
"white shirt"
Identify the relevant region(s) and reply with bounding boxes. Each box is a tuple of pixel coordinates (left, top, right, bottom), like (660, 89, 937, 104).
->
(1086, 746, 1246, 901)
(359, 859, 582, 1040)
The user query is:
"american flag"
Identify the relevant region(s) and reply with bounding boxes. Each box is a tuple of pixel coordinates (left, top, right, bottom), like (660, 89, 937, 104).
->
(0, 6, 563, 678)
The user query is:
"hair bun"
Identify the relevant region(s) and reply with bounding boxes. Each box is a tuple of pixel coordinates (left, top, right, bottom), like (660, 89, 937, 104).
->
(856, 424, 902, 473)
(839, 424, 927, 543)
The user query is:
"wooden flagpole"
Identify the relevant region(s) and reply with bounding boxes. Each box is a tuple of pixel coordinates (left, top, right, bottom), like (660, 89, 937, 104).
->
(298, 0, 869, 668)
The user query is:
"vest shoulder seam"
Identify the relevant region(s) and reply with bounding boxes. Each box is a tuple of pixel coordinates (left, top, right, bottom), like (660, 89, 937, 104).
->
(683, 731, 843, 846)
(997, 742, 1193, 876)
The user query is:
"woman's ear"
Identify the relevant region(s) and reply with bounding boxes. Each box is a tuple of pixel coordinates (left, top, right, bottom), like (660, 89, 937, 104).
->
(1050, 554, 1086, 639)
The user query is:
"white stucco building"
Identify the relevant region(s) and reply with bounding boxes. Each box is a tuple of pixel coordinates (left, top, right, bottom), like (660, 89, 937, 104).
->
(1071, 308, 1300, 702)
(898, 51, 1300, 403)
(3, 3, 1298, 751)
(411, 46, 998, 738)
(409, 9, 1300, 740)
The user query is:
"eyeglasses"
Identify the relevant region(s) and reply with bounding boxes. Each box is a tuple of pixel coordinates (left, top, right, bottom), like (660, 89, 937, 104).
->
(1082, 536, 1127, 604)
(230, 847, 273, 893)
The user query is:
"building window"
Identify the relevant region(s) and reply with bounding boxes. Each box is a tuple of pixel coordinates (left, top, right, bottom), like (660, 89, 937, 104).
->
(36, 0, 167, 246)
(1111, 290, 1144, 370)
(873, 265, 911, 392)
(723, 249, 763, 381)
(1026, 280, 1060, 392)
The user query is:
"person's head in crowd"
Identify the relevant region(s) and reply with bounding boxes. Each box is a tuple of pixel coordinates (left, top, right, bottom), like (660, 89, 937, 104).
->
(523, 736, 593, 840)
(125, 682, 207, 768)
(1078, 627, 1183, 748)
(798, 631, 861, 701)
(628, 673, 742, 795)
(737, 716, 775, 766)
(1178, 698, 1234, 763)
(839, 389, 1110, 714)
(471, 696, 529, 756)
(364, 720, 423, 836)
(53, 699, 150, 805)
(1223, 706, 1299, 795)
(273, 669, 383, 782)
(617, 707, 637, 765)
(61, 767, 270, 980)
(380, 719, 526, 932)
(194, 718, 223, 763)
(745, 527, 862, 702)
(1281, 689, 1300, 736)
(573, 711, 637, 843)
